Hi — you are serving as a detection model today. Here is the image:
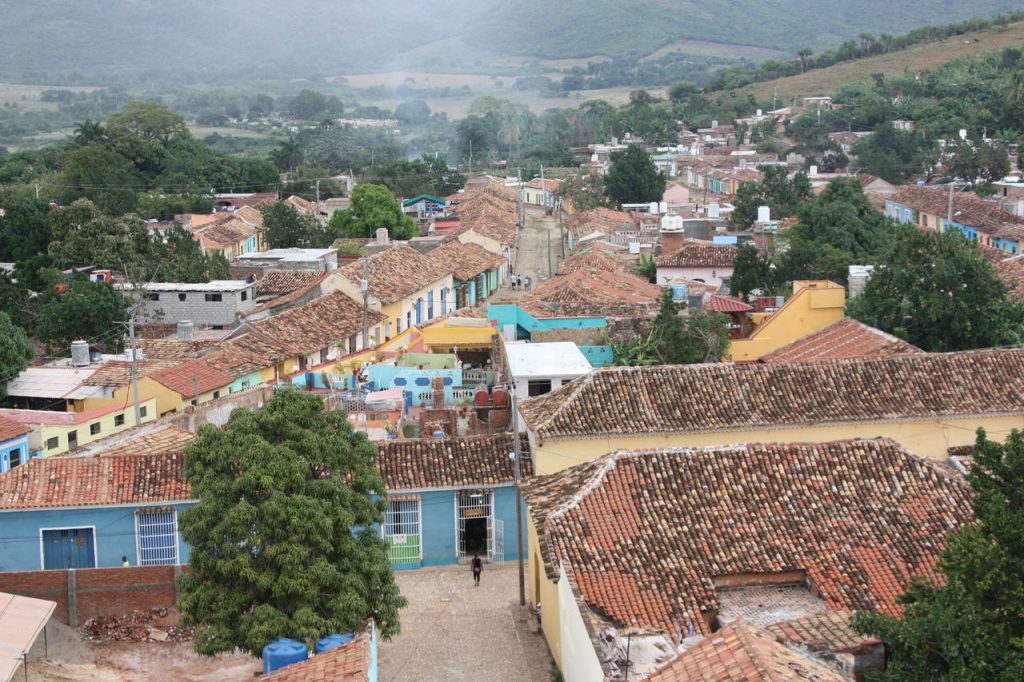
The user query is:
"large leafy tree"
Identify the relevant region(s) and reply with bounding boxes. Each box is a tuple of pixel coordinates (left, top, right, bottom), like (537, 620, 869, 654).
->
(615, 289, 729, 365)
(177, 390, 405, 656)
(848, 225, 1023, 352)
(730, 242, 779, 301)
(729, 167, 811, 230)
(0, 312, 33, 399)
(263, 203, 339, 249)
(853, 429, 1024, 680)
(105, 101, 190, 144)
(604, 145, 666, 206)
(35, 276, 130, 354)
(365, 156, 466, 199)
(329, 183, 417, 240)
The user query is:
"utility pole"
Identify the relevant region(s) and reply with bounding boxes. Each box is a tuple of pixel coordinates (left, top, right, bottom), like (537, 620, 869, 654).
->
(127, 312, 142, 426)
(360, 255, 371, 349)
(517, 168, 524, 230)
(315, 179, 321, 207)
(468, 139, 473, 177)
(192, 370, 200, 405)
(947, 181, 955, 234)
(510, 388, 526, 607)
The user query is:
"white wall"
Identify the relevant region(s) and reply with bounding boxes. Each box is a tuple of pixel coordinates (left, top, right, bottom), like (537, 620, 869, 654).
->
(657, 265, 733, 289)
(558, 566, 605, 682)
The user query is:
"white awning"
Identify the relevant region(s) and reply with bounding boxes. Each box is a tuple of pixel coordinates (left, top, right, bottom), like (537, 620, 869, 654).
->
(0, 592, 56, 682)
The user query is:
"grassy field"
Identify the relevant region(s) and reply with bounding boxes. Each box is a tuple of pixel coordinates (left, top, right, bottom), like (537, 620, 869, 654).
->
(641, 39, 783, 63)
(0, 82, 100, 111)
(746, 21, 1024, 101)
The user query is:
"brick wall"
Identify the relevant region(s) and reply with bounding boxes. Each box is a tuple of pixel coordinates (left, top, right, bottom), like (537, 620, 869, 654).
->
(0, 565, 185, 626)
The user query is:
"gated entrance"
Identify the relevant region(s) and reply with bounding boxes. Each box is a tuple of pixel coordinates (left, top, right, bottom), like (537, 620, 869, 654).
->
(456, 490, 493, 561)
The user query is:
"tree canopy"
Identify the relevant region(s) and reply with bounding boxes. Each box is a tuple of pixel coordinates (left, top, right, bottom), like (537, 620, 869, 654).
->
(848, 225, 1023, 352)
(729, 166, 811, 230)
(177, 390, 405, 656)
(329, 183, 417, 240)
(0, 312, 33, 400)
(35, 276, 130, 355)
(612, 288, 730, 365)
(604, 144, 666, 206)
(262, 203, 339, 249)
(853, 428, 1024, 680)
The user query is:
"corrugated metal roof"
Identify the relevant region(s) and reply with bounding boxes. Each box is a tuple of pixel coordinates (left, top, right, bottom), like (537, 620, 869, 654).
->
(5, 367, 99, 399)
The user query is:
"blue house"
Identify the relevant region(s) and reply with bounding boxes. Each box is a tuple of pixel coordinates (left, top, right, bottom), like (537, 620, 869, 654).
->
(375, 434, 530, 568)
(0, 426, 195, 571)
(886, 185, 1024, 254)
(0, 415, 32, 473)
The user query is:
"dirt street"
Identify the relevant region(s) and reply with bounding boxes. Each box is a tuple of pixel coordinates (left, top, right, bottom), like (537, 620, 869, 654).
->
(378, 563, 552, 682)
(507, 206, 562, 297)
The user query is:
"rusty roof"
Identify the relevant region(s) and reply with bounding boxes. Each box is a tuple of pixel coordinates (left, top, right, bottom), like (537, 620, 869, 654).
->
(760, 318, 923, 364)
(376, 434, 531, 491)
(519, 349, 1024, 441)
(0, 415, 30, 443)
(656, 240, 737, 268)
(260, 633, 370, 682)
(426, 240, 506, 281)
(767, 609, 880, 655)
(340, 245, 450, 304)
(523, 439, 972, 639)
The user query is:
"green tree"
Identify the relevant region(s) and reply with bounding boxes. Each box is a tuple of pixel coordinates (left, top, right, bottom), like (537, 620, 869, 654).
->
(604, 145, 666, 206)
(271, 137, 303, 173)
(35, 276, 130, 354)
(0, 312, 33, 399)
(730, 243, 778, 300)
(105, 101, 190, 145)
(632, 254, 657, 283)
(848, 226, 1022, 352)
(556, 176, 608, 212)
(796, 48, 813, 73)
(263, 203, 325, 249)
(853, 429, 1024, 680)
(394, 100, 431, 126)
(176, 390, 405, 656)
(329, 184, 417, 240)
(640, 288, 730, 365)
(155, 226, 231, 282)
(852, 123, 937, 184)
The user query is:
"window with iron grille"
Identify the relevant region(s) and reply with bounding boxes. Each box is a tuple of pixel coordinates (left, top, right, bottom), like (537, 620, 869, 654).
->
(383, 497, 421, 564)
(136, 509, 178, 565)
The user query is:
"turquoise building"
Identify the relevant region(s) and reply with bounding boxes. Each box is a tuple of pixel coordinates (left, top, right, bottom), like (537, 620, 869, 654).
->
(0, 415, 31, 473)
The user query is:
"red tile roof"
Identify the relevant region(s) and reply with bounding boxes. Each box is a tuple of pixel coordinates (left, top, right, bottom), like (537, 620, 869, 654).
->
(519, 349, 1024, 441)
(150, 360, 233, 398)
(892, 185, 1024, 238)
(656, 240, 737, 268)
(565, 207, 634, 242)
(518, 270, 662, 318)
(523, 439, 972, 640)
(255, 270, 327, 297)
(767, 609, 880, 655)
(245, 291, 385, 358)
(707, 295, 753, 313)
(646, 620, 845, 681)
(83, 360, 181, 387)
(426, 240, 506, 281)
(0, 415, 30, 442)
(340, 245, 450, 304)
(134, 338, 213, 361)
(526, 178, 562, 191)
(980, 245, 1024, 302)
(376, 434, 531, 490)
(760, 318, 923, 363)
(0, 403, 136, 426)
(558, 249, 631, 275)
(0, 427, 194, 510)
(260, 633, 369, 682)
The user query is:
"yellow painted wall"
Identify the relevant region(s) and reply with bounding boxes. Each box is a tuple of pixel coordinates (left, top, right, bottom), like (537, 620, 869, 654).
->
(40, 398, 158, 456)
(421, 322, 497, 351)
(726, 281, 845, 361)
(76, 377, 183, 417)
(379, 276, 455, 338)
(533, 414, 1023, 475)
(457, 230, 506, 258)
(528, 519, 563, 667)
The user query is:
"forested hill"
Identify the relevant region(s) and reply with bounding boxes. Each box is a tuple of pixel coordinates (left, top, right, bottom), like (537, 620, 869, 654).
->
(2, 0, 1020, 84)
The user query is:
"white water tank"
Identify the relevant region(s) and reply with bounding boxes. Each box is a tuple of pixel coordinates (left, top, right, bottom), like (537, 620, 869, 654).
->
(659, 201, 668, 214)
(376, 228, 389, 245)
(707, 203, 721, 219)
(177, 320, 194, 340)
(71, 340, 90, 367)
(649, 202, 659, 214)
(757, 206, 771, 223)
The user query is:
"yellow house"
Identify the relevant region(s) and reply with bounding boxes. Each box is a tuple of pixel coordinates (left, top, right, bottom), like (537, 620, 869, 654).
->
(148, 359, 236, 412)
(518, 348, 1024, 477)
(0, 399, 158, 457)
(726, 281, 845, 361)
(339, 245, 455, 340)
(419, 316, 497, 353)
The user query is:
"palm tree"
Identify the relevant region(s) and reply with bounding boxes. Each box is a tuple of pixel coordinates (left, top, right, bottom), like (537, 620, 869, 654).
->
(857, 33, 876, 58)
(73, 119, 106, 146)
(271, 137, 303, 173)
(796, 48, 813, 74)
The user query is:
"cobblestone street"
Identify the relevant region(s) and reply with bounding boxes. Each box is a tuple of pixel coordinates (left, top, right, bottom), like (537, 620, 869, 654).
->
(378, 563, 551, 682)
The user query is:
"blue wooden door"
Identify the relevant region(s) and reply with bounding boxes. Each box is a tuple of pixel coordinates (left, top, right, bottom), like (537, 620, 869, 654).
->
(42, 528, 96, 569)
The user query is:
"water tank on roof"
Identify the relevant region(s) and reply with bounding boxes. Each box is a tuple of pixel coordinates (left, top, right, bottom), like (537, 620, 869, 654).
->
(757, 206, 771, 223)
(707, 203, 720, 219)
(177, 321, 194, 340)
(315, 634, 355, 654)
(432, 430, 446, 438)
(376, 228, 389, 245)
(71, 340, 90, 367)
(671, 283, 688, 301)
(262, 638, 307, 675)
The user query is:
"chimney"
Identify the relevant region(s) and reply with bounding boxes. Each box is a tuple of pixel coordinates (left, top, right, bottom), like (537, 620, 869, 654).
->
(376, 228, 389, 245)
(432, 376, 444, 410)
(177, 320, 194, 340)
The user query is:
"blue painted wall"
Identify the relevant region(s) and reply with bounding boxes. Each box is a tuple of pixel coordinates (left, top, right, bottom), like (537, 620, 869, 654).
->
(0, 434, 30, 473)
(229, 371, 264, 394)
(579, 346, 615, 367)
(0, 503, 193, 572)
(487, 304, 605, 341)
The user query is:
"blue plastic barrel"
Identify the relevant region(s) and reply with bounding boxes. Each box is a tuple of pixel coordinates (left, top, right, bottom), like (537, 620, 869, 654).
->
(262, 638, 308, 674)
(314, 633, 356, 654)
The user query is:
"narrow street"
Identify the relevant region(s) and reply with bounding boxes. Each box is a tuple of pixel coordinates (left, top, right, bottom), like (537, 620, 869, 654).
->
(503, 206, 562, 299)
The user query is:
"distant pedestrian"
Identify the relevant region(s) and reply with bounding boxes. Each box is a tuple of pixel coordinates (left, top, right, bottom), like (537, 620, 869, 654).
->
(122, 555, 130, 567)
(472, 555, 482, 586)
(511, 274, 519, 289)
(525, 276, 532, 290)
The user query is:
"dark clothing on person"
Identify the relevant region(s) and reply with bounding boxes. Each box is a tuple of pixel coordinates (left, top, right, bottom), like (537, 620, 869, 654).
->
(472, 556, 482, 585)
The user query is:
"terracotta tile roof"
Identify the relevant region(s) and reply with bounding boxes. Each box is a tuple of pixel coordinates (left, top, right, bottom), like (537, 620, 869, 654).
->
(656, 239, 737, 268)
(150, 359, 233, 398)
(81, 426, 194, 459)
(83, 360, 181, 387)
(523, 439, 972, 639)
(519, 349, 1024, 441)
(565, 208, 634, 241)
(134, 338, 212, 361)
(646, 620, 846, 681)
(0, 403, 136, 427)
(892, 185, 1024, 237)
(426, 240, 506, 281)
(0, 427, 194, 510)
(283, 195, 317, 215)
(453, 188, 519, 247)
(558, 249, 630, 275)
(255, 270, 327, 297)
(519, 270, 662, 318)
(194, 216, 257, 249)
(199, 342, 271, 379)
(760, 318, 923, 363)
(526, 178, 562, 191)
(260, 633, 369, 682)
(247, 291, 385, 357)
(376, 434, 531, 490)
(767, 610, 880, 655)
(234, 205, 265, 229)
(340, 245, 450, 304)
(707, 295, 753, 313)
(0, 415, 30, 442)
(980, 245, 1024, 302)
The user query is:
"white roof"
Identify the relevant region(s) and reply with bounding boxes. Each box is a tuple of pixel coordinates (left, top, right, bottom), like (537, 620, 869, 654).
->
(139, 280, 252, 292)
(505, 342, 592, 379)
(0, 592, 55, 682)
(237, 248, 335, 262)
(5, 367, 99, 399)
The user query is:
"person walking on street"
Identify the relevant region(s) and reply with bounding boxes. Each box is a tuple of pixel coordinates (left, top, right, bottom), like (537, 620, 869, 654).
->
(525, 276, 532, 291)
(472, 555, 482, 586)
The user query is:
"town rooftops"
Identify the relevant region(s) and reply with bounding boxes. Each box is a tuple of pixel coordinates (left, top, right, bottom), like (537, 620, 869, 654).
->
(518, 348, 1024, 441)
(706, 295, 753, 313)
(0, 402, 137, 427)
(127, 280, 252, 292)
(259, 631, 370, 682)
(760, 318, 923, 363)
(522, 438, 972, 640)
(565, 207, 634, 241)
(557, 249, 630, 275)
(150, 359, 234, 398)
(375, 434, 532, 491)
(83, 359, 181, 388)
(980, 245, 1024, 302)
(237, 248, 337, 264)
(892, 185, 1024, 236)
(245, 291, 385, 357)
(0, 427, 194, 510)
(525, 178, 562, 191)
(645, 620, 845, 681)
(656, 239, 737, 268)
(0, 415, 30, 442)
(255, 270, 327, 298)
(518, 269, 663, 319)
(340, 245, 450, 304)
(505, 342, 592, 379)
(426, 240, 505, 281)
(766, 609, 879, 656)
(134, 338, 212, 361)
